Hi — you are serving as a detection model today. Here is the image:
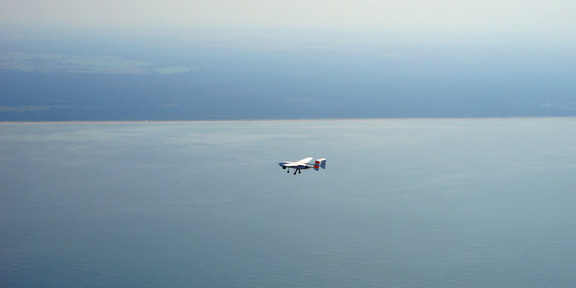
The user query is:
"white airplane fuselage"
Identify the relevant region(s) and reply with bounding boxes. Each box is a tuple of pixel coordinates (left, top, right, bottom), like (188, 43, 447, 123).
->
(278, 157, 326, 175)
(278, 161, 310, 170)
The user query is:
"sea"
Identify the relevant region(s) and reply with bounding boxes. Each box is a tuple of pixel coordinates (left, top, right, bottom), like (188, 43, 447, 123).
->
(2, 118, 576, 287)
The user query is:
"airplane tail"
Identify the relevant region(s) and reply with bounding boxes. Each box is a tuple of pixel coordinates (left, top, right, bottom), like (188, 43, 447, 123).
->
(313, 158, 326, 171)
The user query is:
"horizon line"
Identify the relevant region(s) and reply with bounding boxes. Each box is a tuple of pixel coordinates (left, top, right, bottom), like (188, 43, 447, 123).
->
(1, 116, 575, 125)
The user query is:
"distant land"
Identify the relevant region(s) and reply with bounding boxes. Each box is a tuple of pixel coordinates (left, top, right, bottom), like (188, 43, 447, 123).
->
(1, 29, 575, 121)
(0, 52, 197, 75)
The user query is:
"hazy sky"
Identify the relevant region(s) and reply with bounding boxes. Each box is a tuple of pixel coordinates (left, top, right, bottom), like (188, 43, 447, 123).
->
(2, 0, 576, 37)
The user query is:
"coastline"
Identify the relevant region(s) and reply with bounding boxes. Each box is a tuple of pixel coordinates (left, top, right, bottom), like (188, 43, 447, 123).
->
(1, 116, 575, 125)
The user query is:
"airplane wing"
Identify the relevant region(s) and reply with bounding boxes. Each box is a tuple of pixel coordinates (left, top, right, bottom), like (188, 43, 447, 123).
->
(282, 163, 300, 167)
(297, 157, 313, 164)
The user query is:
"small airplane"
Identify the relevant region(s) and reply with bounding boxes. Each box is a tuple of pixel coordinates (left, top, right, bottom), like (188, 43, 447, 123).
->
(278, 157, 326, 175)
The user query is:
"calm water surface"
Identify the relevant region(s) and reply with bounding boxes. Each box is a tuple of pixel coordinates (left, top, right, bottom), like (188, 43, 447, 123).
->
(2, 118, 576, 287)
